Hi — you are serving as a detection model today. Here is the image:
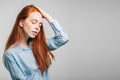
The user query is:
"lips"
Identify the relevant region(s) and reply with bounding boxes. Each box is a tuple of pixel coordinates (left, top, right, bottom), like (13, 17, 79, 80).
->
(32, 31, 38, 36)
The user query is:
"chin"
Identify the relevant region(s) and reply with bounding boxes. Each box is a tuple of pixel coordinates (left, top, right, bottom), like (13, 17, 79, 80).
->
(29, 35, 36, 38)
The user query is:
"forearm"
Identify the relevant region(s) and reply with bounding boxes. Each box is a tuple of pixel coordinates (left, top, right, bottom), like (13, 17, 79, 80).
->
(47, 20, 69, 51)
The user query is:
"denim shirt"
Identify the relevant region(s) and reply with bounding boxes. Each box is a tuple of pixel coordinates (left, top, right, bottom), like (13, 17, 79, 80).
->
(4, 20, 69, 80)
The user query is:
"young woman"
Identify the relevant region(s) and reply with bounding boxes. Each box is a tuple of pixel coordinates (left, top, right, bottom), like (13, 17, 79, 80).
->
(3, 5, 69, 80)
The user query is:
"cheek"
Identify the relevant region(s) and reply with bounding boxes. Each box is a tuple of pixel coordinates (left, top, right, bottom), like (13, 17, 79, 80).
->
(23, 23, 33, 33)
(38, 27, 41, 32)
(25, 21, 33, 28)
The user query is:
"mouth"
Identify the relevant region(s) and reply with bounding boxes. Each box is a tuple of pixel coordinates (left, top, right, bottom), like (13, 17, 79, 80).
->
(32, 31, 38, 36)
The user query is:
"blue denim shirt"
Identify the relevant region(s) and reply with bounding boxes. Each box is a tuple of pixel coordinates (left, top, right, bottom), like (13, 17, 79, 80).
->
(4, 20, 69, 80)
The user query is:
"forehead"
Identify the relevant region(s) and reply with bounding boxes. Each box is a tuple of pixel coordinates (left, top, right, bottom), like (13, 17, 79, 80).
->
(27, 12, 42, 21)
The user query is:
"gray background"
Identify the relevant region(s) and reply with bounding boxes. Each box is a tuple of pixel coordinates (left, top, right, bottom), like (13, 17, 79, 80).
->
(0, 0, 120, 80)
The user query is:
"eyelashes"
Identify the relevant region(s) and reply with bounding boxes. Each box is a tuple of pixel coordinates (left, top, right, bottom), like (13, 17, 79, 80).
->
(31, 21, 43, 28)
(31, 21, 37, 24)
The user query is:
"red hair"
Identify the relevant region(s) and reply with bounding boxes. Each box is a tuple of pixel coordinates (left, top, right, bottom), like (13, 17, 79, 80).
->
(4, 5, 54, 74)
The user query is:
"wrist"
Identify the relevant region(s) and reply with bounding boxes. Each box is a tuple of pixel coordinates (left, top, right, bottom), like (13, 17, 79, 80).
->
(44, 13, 54, 23)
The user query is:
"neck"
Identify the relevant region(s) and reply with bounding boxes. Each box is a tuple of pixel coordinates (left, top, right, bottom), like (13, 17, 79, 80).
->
(20, 33, 29, 48)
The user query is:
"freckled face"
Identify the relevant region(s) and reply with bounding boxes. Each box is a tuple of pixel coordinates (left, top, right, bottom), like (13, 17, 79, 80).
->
(20, 12, 42, 39)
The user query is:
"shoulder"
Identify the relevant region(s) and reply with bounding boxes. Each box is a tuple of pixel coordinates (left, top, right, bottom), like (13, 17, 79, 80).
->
(4, 45, 22, 61)
(5, 45, 18, 55)
(4, 47, 16, 60)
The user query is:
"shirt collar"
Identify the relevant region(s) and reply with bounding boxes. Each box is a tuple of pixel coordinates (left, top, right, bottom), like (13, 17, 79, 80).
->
(18, 44, 31, 51)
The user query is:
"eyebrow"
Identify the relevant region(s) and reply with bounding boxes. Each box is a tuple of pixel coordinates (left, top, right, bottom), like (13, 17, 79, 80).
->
(31, 19, 42, 24)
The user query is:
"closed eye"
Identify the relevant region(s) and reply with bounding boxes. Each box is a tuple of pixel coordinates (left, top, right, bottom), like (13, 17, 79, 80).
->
(30, 19, 42, 27)
(31, 21, 37, 24)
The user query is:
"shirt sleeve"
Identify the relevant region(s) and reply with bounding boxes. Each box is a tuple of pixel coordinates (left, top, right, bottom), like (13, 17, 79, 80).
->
(4, 52, 26, 80)
(46, 20, 69, 51)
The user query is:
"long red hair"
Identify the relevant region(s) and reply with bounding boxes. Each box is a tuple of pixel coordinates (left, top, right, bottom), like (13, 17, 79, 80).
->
(4, 5, 54, 74)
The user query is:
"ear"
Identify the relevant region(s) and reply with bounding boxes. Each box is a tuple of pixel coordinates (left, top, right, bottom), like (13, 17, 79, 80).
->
(19, 20, 24, 27)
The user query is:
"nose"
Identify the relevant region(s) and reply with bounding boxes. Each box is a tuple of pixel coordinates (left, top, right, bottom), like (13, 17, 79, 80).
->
(35, 25, 40, 31)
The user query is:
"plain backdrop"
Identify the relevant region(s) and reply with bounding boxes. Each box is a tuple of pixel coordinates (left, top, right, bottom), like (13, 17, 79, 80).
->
(0, 0, 120, 80)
